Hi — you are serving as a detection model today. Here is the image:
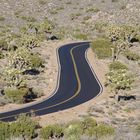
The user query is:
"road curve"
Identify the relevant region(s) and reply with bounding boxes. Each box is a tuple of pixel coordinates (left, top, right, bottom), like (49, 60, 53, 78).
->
(0, 42, 103, 122)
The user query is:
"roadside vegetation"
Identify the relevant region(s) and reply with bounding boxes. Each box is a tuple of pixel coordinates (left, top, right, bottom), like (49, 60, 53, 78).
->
(89, 22, 140, 140)
(0, 114, 115, 140)
(0, 17, 55, 106)
(91, 24, 140, 101)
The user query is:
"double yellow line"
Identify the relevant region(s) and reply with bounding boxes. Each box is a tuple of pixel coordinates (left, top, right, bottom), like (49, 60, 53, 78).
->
(0, 44, 83, 121)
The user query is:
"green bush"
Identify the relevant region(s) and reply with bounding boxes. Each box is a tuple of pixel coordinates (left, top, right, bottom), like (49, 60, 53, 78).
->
(4, 87, 29, 103)
(73, 33, 88, 40)
(64, 121, 83, 140)
(39, 18, 55, 32)
(136, 34, 140, 41)
(82, 117, 97, 136)
(38, 0, 47, 5)
(0, 16, 5, 21)
(21, 16, 37, 22)
(91, 38, 114, 59)
(109, 61, 128, 71)
(112, 0, 118, 2)
(10, 114, 38, 139)
(30, 54, 43, 68)
(136, 123, 140, 134)
(0, 114, 37, 140)
(0, 39, 8, 50)
(32, 88, 44, 98)
(40, 124, 64, 139)
(94, 22, 108, 32)
(94, 123, 115, 138)
(0, 51, 4, 59)
(105, 69, 134, 93)
(124, 50, 140, 61)
(20, 34, 40, 49)
(0, 122, 10, 140)
(86, 7, 100, 13)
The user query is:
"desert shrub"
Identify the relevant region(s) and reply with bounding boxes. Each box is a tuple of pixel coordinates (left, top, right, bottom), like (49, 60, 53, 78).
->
(31, 88, 44, 98)
(83, 16, 91, 21)
(38, 0, 47, 5)
(105, 69, 134, 93)
(66, 1, 72, 4)
(0, 114, 37, 140)
(21, 16, 37, 22)
(0, 97, 9, 106)
(94, 22, 108, 32)
(0, 39, 8, 50)
(4, 87, 29, 103)
(82, 117, 97, 136)
(8, 47, 43, 71)
(0, 16, 5, 21)
(136, 34, 140, 41)
(109, 61, 128, 71)
(40, 124, 64, 139)
(124, 50, 140, 61)
(112, 0, 118, 2)
(20, 34, 40, 49)
(86, 7, 100, 13)
(73, 33, 88, 40)
(94, 123, 115, 138)
(0, 51, 4, 59)
(49, 9, 58, 15)
(10, 114, 38, 139)
(70, 12, 82, 20)
(30, 54, 43, 68)
(0, 122, 10, 140)
(39, 18, 55, 32)
(136, 123, 140, 134)
(64, 122, 83, 140)
(14, 10, 23, 18)
(91, 38, 114, 59)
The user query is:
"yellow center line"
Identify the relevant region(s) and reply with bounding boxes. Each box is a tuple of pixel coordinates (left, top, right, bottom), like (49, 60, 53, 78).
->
(0, 43, 84, 121)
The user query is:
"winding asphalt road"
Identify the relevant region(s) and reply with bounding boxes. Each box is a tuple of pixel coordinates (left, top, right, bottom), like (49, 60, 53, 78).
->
(0, 42, 102, 122)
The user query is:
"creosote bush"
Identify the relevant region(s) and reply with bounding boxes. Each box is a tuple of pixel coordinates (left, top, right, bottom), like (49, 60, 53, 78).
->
(0, 122, 10, 140)
(0, 114, 38, 140)
(81, 117, 97, 136)
(30, 54, 44, 68)
(109, 61, 128, 71)
(4, 87, 29, 103)
(21, 16, 37, 22)
(0, 116, 115, 140)
(124, 50, 140, 61)
(73, 33, 88, 40)
(38, 0, 48, 5)
(0, 39, 8, 50)
(91, 38, 115, 59)
(40, 124, 64, 140)
(136, 123, 140, 134)
(0, 16, 5, 21)
(64, 120, 83, 140)
(94, 123, 115, 138)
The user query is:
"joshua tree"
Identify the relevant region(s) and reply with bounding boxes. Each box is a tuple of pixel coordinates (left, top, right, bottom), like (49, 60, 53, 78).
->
(106, 24, 138, 61)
